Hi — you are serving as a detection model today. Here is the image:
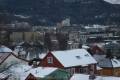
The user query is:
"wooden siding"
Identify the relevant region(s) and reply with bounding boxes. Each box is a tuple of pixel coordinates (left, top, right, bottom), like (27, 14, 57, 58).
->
(40, 52, 64, 68)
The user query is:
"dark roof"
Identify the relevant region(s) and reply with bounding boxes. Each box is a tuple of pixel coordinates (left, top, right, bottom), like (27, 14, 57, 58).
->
(94, 54, 120, 68)
(98, 58, 113, 68)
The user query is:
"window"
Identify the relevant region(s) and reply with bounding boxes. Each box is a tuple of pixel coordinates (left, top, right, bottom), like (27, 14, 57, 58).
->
(80, 68, 84, 73)
(79, 68, 87, 73)
(71, 68, 75, 74)
(47, 57, 53, 64)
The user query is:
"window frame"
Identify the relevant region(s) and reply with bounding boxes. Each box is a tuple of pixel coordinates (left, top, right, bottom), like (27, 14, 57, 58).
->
(47, 57, 53, 64)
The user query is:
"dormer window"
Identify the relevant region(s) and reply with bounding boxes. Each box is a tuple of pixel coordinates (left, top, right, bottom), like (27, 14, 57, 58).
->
(47, 57, 53, 64)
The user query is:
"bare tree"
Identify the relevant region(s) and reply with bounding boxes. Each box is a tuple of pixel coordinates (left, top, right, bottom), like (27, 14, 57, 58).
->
(56, 33, 68, 50)
(44, 32, 52, 51)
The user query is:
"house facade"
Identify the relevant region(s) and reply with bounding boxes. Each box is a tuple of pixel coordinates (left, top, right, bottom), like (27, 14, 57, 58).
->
(40, 49, 97, 74)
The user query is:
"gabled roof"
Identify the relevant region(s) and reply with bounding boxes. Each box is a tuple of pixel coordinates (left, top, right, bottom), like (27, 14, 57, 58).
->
(0, 52, 28, 65)
(25, 67, 57, 78)
(0, 46, 13, 64)
(0, 53, 11, 65)
(51, 49, 97, 67)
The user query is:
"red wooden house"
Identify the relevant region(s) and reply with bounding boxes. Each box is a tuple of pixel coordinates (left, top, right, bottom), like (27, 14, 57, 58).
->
(90, 45, 104, 55)
(40, 49, 97, 74)
(25, 73, 37, 80)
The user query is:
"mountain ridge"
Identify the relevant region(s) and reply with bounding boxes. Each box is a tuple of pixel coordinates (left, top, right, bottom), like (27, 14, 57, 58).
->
(0, 0, 120, 25)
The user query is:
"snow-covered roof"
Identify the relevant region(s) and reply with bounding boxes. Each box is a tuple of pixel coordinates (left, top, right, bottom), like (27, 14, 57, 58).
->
(97, 66, 102, 70)
(0, 53, 11, 64)
(0, 73, 9, 79)
(0, 46, 12, 53)
(9, 64, 57, 80)
(70, 74, 120, 80)
(39, 53, 47, 59)
(82, 45, 90, 49)
(94, 54, 120, 68)
(10, 65, 31, 74)
(23, 67, 57, 79)
(111, 59, 120, 68)
(52, 49, 97, 67)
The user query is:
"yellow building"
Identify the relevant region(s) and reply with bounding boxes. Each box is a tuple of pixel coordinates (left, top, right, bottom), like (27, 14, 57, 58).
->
(10, 32, 44, 43)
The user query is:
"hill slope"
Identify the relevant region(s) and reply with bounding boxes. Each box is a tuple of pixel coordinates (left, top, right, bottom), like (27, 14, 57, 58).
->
(0, 0, 120, 25)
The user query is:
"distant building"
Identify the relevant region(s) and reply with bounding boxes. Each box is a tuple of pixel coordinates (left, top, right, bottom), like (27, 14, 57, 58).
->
(67, 41, 80, 49)
(67, 31, 81, 49)
(61, 18, 71, 26)
(10, 32, 44, 43)
(104, 41, 120, 57)
(80, 31, 114, 44)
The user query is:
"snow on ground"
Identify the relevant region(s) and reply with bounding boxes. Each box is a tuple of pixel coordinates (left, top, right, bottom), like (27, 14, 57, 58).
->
(70, 74, 120, 80)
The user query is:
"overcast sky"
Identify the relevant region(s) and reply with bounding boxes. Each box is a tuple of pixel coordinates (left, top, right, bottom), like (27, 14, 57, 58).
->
(104, 0, 120, 4)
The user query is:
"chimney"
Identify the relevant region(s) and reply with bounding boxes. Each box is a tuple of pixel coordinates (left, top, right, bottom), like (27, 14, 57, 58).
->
(32, 61, 38, 68)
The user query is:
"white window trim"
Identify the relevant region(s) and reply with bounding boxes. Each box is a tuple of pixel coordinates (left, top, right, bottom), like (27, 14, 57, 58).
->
(47, 57, 53, 64)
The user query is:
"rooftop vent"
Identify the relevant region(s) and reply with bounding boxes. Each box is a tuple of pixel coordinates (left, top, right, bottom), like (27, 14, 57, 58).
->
(76, 56, 81, 59)
(85, 54, 89, 57)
